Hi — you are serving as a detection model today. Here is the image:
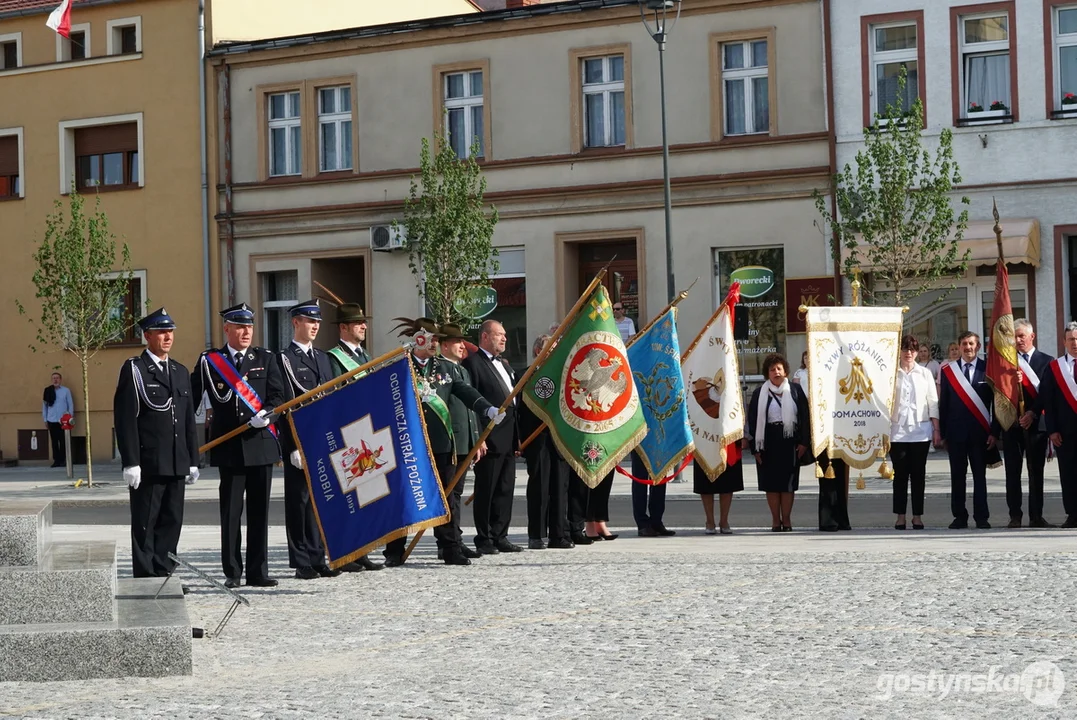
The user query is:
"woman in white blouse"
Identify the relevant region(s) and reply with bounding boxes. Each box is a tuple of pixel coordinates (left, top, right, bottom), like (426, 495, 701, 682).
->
(890, 335, 941, 530)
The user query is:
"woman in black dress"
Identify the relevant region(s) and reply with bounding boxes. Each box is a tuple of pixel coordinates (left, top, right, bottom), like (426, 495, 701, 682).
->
(693, 445, 745, 534)
(746, 353, 810, 531)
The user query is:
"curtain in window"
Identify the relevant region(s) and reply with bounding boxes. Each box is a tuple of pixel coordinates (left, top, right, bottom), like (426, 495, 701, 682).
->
(611, 91, 625, 145)
(876, 62, 918, 114)
(470, 105, 484, 157)
(725, 79, 746, 134)
(966, 54, 1009, 110)
(448, 107, 466, 158)
(321, 123, 337, 170)
(288, 126, 301, 173)
(341, 120, 353, 169)
(585, 93, 605, 146)
(1061, 46, 1077, 100)
(752, 77, 769, 132)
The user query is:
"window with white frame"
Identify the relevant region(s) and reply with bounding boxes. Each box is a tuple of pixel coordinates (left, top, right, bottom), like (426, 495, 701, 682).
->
(870, 23, 919, 117)
(0, 33, 21, 69)
(1054, 6, 1077, 111)
(57, 23, 90, 62)
(444, 70, 484, 159)
(268, 91, 301, 177)
(959, 13, 1011, 117)
(722, 39, 769, 135)
(261, 270, 298, 352)
(318, 86, 352, 172)
(582, 55, 625, 148)
(106, 17, 141, 56)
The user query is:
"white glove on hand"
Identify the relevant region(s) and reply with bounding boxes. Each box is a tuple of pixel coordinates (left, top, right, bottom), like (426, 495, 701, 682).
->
(486, 407, 506, 425)
(123, 466, 141, 490)
(708, 386, 721, 403)
(290, 450, 303, 469)
(185, 466, 199, 485)
(249, 409, 272, 429)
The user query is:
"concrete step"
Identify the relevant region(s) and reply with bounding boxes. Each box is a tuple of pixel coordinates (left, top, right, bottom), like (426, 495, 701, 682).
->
(0, 499, 51, 566)
(0, 541, 117, 625)
(0, 577, 192, 682)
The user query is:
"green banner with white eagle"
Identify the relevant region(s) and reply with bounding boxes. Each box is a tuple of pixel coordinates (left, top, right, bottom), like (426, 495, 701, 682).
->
(522, 285, 647, 488)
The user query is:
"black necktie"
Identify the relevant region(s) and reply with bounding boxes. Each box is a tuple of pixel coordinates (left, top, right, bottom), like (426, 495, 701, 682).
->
(964, 363, 973, 383)
(234, 353, 243, 372)
(1021, 352, 1029, 363)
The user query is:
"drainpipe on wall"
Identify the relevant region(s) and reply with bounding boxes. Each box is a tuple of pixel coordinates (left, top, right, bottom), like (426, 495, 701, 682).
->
(821, 0, 844, 303)
(221, 63, 236, 306)
(198, 0, 212, 349)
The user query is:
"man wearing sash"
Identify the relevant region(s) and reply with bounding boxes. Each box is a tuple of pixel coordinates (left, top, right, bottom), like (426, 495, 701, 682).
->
(192, 303, 284, 587)
(1004, 319, 1055, 528)
(267, 299, 341, 580)
(113, 308, 200, 578)
(325, 302, 383, 572)
(939, 331, 999, 529)
(384, 318, 503, 566)
(1034, 321, 1077, 528)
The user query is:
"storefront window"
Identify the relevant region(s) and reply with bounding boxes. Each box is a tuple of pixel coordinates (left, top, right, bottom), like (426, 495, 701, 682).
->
(715, 247, 786, 378)
(892, 287, 968, 363)
(457, 247, 528, 373)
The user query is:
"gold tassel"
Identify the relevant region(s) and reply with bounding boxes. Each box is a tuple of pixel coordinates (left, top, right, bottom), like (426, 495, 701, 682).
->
(815, 463, 824, 478)
(824, 464, 835, 479)
(878, 460, 893, 480)
(856, 472, 866, 490)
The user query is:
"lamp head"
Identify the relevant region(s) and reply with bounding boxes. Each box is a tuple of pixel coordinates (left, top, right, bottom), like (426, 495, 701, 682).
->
(644, 0, 677, 8)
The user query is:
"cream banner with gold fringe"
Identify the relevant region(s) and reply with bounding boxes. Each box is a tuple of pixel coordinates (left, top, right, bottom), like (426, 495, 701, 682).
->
(805, 306, 903, 472)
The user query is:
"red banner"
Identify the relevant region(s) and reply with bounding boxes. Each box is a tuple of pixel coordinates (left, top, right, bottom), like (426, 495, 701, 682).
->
(986, 261, 1019, 430)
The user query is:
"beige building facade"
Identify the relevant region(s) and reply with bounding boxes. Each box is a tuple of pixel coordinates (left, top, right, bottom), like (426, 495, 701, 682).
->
(209, 0, 833, 378)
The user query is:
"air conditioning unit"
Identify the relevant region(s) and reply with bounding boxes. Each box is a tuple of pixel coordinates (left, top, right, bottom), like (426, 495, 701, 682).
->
(370, 225, 406, 252)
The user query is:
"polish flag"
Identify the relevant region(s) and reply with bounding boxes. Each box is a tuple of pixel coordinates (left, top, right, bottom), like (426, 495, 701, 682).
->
(46, 0, 73, 39)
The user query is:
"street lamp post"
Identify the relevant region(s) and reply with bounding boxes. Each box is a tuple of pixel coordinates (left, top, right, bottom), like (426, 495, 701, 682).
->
(639, 0, 682, 302)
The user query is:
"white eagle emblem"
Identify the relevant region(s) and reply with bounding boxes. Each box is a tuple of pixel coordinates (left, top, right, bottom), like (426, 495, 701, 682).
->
(570, 347, 629, 413)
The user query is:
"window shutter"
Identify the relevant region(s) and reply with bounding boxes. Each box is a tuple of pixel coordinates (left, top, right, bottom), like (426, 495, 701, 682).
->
(0, 135, 17, 176)
(74, 122, 138, 156)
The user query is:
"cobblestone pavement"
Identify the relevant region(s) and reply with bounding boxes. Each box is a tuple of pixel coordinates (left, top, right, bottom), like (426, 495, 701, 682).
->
(1, 526, 1074, 719)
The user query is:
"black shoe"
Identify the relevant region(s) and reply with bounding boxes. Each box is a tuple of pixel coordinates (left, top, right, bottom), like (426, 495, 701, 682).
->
(315, 565, 342, 577)
(1007, 517, 1022, 529)
(571, 533, 593, 545)
(442, 549, 472, 566)
(838, 525, 852, 531)
(355, 555, 383, 570)
(547, 538, 575, 549)
(976, 520, 991, 529)
(1029, 517, 1056, 528)
(527, 538, 546, 550)
(912, 522, 925, 530)
(383, 555, 405, 568)
(781, 525, 792, 532)
(224, 577, 241, 589)
(50, 462, 63, 468)
(295, 566, 319, 580)
(820, 525, 839, 532)
(436, 549, 444, 560)
(653, 525, 676, 537)
(476, 543, 500, 555)
(948, 519, 968, 530)
(894, 523, 906, 531)
(339, 561, 366, 572)
(461, 545, 482, 559)
(1062, 516, 1077, 529)
(496, 540, 524, 553)
(771, 526, 782, 533)
(637, 526, 658, 537)
(246, 577, 278, 587)
(599, 533, 619, 541)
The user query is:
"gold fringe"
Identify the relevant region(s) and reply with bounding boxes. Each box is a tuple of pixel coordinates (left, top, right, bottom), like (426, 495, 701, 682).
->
(824, 464, 835, 479)
(815, 463, 823, 478)
(878, 460, 893, 480)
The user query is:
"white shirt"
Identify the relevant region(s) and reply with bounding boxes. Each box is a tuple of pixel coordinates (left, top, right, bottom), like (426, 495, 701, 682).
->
(890, 364, 939, 443)
(615, 316, 635, 343)
(341, 340, 362, 356)
(919, 358, 940, 380)
(225, 344, 246, 365)
(1018, 346, 1036, 364)
(482, 347, 515, 400)
(291, 340, 313, 354)
(765, 388, 784, 423)
(146, 349, 168, 370)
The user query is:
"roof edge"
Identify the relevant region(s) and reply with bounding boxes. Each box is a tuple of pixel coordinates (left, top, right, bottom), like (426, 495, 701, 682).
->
(0, 0, 139, 22)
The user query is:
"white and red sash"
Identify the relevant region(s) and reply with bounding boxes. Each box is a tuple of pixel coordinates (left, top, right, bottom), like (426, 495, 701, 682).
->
(1049, 358, 1077, 416)
(1018, 355, 1041, 400)
(206, 351, 278, 437)
(942, 360, 991, 433)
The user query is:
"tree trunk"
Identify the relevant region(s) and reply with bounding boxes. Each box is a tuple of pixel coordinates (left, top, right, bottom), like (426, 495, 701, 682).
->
(81, 354, 94, 488)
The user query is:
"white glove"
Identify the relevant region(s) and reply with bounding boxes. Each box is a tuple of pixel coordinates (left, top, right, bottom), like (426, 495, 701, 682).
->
(421, 390, 436, 405)
(185, 466, 199, 485)
(123, 466, 141, 490)
(290, 450, 303, 469)
(249, 409, 272, 429)
(708, 386, 721, 403)
(486, 407, 506, 425)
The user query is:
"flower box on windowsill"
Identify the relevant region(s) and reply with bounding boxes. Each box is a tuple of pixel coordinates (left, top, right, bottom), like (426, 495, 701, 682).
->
(958, 109, 1012, 126)
(1051, 104, 1077, 120)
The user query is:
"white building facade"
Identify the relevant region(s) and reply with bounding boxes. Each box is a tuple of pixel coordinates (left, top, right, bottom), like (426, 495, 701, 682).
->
(830, 0, 1077, 355)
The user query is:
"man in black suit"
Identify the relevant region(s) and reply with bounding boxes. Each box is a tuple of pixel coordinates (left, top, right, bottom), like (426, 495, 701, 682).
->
(1035, 321, 1077, 527)
(462, 319, 522, 554)
(113, 308, 200, 578)
(325, 302, 382, 572)
(192, 303, 284, 588)
(938, 331, 999, 529)
(383, 318, 502, 566)
(1004, 319, 1055, 528)
(268, 299, 341, 580)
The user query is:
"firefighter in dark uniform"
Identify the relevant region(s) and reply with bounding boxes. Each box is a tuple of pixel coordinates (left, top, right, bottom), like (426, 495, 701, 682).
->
(383, 318, 505, 566)
(267, 299, 341, 580)
(192, 303, 284, 588)
(113, 308, 199, 578)
(325, 301, 382, 572)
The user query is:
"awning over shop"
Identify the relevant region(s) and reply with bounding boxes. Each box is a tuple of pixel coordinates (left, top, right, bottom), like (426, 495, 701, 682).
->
(842, 218, 1040, 269)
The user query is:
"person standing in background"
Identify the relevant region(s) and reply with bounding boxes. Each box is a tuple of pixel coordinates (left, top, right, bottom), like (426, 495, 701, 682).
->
(613, 302, 635, 343)
(42, 372, 74, 468)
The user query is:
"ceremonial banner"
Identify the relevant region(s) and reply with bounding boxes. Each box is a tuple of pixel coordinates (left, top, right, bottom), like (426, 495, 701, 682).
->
(522, 285, 647, 487)
(986, 260, 1020, 430)
(625, 307, 694, 484)
(805, 306, 903, 469)
(682, 283, 744, 481)
(288, 355, 449, 569)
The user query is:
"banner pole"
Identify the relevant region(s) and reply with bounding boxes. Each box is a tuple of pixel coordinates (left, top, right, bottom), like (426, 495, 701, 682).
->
(403, 264, 613, 561)
(198, 346, 407, 455)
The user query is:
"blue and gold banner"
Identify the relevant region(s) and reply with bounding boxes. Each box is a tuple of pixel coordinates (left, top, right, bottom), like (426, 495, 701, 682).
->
(288, 354, 449, 569)
(626, 308, 694, 483)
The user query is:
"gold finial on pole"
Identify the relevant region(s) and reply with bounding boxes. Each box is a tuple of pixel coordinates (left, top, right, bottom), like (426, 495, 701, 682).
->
(850, 267, 862, 307)
(992, 197, 1005, 263)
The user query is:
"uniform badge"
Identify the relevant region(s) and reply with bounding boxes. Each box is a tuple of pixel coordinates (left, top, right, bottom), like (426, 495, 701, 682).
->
(217, 383, 225, 391)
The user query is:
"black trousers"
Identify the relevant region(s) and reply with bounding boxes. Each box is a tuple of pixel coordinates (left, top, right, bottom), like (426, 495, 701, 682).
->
(130, 475, 185, 578)
(284, 463, 324, 568)
(948, 439, 990, 523)
(385, 453, 460, 559)
(1056, 441, 1077, 518)
(890, 441, 930, 516)
(219, 465, 272, 581)
(47, 422, 65, 465)
(585, 471, 615, 522)
(630, 452, 666, 529)
(568, 470, 588, 535)
(1003, 427, 1049, 520)
(525, 443, 571, 541)
(472, 451, 516, 546)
